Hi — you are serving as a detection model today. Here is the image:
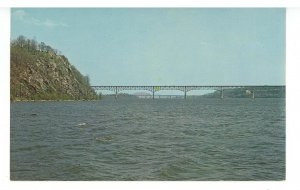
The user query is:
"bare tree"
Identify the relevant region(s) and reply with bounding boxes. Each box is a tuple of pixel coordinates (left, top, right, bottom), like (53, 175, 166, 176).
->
(16, 35, 26, 47)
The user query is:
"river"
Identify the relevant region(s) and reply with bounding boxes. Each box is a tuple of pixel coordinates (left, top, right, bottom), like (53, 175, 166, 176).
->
(10, 98, 285, 180)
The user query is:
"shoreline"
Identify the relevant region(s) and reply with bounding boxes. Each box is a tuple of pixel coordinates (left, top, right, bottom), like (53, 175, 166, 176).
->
(11, 97, 285, 103)
(11, 99, 101, 103)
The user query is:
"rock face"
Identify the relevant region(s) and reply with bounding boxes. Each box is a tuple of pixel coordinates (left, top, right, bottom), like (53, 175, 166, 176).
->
(10, 37, 98, 101)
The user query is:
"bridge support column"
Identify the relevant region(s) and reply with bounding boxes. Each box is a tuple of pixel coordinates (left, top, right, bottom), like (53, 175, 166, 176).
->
(184, 86, 187, 99)
(252, 90, 255, 99)
(220, 87, 224, 99)
(115, 86, 118, 99)
(152, 86, 155, 99)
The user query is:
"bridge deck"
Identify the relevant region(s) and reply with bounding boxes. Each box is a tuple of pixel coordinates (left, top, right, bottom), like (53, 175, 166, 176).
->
(91, 85, 285, 92)
(91, 85, 285, 99)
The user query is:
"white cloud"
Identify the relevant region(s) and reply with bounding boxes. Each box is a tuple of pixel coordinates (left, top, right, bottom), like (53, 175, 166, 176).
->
(12, 9, 67, 28)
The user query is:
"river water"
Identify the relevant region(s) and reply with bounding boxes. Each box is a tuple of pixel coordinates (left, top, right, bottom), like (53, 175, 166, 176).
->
(10, 98, 285, 180)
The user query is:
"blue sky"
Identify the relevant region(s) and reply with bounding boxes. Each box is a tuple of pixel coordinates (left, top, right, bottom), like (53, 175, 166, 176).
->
(11, 8, 285, 90)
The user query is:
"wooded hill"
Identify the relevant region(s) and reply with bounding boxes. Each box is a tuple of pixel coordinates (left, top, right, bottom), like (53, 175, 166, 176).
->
(202, 86, 285, 98)
(10, 36, 100, 101)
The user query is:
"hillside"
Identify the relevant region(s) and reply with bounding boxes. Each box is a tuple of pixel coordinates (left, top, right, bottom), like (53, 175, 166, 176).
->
(10, 36, 100, 101)
(202, 86, 285, 98)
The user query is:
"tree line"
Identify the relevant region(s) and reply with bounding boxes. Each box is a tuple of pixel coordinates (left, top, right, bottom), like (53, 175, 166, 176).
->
(11, 35, 62, 55)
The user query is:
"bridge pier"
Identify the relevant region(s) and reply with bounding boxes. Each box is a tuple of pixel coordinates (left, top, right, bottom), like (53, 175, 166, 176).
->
(184, 86, 187, 99)
(115, 86, 118, 99)
(220, 87, 224, 99)
(152, 86, 155, 99)
(252, 90, 255, 99)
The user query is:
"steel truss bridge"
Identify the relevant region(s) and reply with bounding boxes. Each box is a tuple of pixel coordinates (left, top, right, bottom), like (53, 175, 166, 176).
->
(91, 85, 285, 99)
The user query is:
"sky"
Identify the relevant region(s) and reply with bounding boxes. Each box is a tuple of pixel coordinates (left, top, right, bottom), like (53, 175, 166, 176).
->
(11, 8, 285, 90)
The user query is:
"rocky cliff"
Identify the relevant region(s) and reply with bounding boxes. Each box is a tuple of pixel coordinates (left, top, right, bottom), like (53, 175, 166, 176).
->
(10, 36, 99, 101)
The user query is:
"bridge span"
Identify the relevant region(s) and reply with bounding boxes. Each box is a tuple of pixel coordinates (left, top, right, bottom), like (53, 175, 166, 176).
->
(90, 85, 285, 99)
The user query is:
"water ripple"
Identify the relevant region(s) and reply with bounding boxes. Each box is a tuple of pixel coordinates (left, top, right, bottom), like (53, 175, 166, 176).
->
(10, 98, 285, 180)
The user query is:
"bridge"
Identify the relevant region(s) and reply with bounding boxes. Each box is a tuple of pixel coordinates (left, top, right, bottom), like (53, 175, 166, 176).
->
(90, 85, 285, 99)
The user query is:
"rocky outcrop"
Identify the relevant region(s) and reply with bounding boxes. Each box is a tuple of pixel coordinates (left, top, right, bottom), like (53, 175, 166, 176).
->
(10, 36, 99, 101)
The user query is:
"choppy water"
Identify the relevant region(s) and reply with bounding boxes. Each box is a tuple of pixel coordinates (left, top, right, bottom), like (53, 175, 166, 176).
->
(10, 98, 285, 180)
